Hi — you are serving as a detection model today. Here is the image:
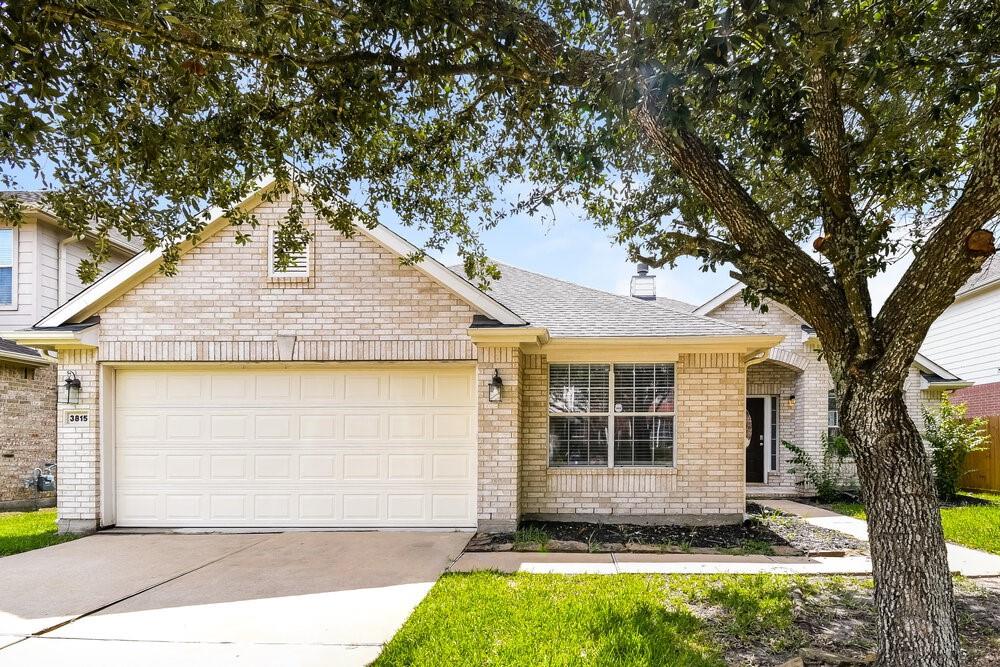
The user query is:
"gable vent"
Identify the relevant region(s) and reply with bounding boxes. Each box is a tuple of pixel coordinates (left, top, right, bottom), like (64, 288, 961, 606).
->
(269, 228, 310, 278)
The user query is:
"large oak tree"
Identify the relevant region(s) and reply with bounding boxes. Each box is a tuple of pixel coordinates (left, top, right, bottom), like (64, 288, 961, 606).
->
(2, 1, 998, 663)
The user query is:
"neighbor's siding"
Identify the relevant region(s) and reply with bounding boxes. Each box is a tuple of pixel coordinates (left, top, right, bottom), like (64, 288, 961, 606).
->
(923, 285, 1000, 385)
(62, 239, 132, 302)
(519, 352, 746, 518)
(0, 221, 37, 328)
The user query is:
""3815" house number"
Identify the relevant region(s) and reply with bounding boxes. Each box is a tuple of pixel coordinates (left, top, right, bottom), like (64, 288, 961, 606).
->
(65, 411, 90, 425)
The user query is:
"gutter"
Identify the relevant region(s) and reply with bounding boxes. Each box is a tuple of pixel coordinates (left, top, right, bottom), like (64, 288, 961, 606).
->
(0, 349, 54, 368)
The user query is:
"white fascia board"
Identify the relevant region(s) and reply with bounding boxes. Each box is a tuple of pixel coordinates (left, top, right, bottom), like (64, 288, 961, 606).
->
(694, 283, 743, 316)
(0, 348, 54, 367)
(2, 326, 99, 350)
(35, 175, 277, 328)
(913, 352, 962, 381)
(356, 224, 525, 326)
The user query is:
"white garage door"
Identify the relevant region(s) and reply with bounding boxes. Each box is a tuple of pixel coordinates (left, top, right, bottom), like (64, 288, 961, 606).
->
(114, 366, 477, 528)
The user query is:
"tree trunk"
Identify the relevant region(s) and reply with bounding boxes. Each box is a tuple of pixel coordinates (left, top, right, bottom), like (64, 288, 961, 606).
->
(842, 384, 960, 667)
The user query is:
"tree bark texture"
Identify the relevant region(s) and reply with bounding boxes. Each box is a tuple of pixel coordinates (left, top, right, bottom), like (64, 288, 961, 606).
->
(842, 382, 960, 667)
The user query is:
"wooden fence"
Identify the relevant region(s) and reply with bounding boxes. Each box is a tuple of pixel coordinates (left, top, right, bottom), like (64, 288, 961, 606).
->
(962, 415, 1000, 492)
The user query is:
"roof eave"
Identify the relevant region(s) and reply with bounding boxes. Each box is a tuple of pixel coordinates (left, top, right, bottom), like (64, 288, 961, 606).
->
(2, 325, 100, 351)
(0, 348, 53, 367)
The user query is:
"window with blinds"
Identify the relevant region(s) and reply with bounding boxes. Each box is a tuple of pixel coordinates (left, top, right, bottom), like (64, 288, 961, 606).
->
(548, 362, 675, 467)
(0, 228, 15, 307)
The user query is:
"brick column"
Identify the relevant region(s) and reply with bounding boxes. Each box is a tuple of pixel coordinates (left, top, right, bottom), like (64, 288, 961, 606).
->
(476, 345, 521, 532)
(56, 348, 100, 534)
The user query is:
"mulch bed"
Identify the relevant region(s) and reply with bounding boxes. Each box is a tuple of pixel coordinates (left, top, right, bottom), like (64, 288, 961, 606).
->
(749, 502, 870, 556)
(465, 503, 869, 555)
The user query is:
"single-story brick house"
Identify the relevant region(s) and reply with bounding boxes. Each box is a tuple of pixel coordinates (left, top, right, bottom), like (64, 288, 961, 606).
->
(6, 179, 965, 533)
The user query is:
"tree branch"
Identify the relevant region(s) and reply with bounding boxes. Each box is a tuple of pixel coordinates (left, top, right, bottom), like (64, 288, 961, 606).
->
(874, 94, 1000, 381)
(38, 2, 530, 80)
(631, 99, 849, 346)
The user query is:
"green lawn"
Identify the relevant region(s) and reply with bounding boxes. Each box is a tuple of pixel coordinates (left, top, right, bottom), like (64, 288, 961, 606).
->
(375, 572, 814, 667)
(831, 492, 1000, 554)
(0, 508, 77, 557)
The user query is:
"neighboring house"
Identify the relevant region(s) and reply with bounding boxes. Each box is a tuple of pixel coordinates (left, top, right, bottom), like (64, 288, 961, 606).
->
(922, 255, 1000, 417)
(0, 192, 140, 508)
(628, 268, 969, 496)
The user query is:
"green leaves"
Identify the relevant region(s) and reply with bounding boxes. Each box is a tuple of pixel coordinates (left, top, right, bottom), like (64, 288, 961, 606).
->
(0, 0, 996, 287)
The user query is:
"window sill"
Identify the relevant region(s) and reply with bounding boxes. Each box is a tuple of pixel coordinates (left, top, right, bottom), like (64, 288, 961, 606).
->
(547, 466, 676, 475)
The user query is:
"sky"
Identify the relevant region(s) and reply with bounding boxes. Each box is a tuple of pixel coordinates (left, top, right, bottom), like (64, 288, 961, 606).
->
(10, 166, 911, 310)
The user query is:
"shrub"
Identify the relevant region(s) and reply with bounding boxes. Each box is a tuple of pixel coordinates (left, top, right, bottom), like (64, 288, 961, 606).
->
(923, 396, 988, 500)
(784, 434, 852, 503)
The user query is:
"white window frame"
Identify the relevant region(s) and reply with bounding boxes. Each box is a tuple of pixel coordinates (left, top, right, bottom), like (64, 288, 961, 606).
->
(748, 395, 779, 482)
(0, 227, 17, 310)
(827, 390, 840, 440)
(547, 362, 676, 469)
(268, 227, 310, 278)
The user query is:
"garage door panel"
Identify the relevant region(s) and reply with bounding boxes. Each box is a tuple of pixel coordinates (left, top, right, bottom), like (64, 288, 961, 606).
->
(115, 367, 477, 527)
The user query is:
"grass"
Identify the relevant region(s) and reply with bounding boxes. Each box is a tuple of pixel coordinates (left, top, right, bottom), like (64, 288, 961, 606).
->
(831, 492, 1000, 555)
(374, 572, 811, 666)
(512, 526, 549, 551)
(0, 508, 77, 557)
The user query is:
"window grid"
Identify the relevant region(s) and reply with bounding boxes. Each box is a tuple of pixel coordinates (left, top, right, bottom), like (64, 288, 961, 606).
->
(548, 363, 675, 468)
(827, 390, 840, 439)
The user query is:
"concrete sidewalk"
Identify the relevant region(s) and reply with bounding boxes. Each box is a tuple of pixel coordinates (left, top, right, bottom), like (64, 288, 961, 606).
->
(757, 499, 1000, 578)
(450, 551, 874, 575)
(450, 499, 1000, 577)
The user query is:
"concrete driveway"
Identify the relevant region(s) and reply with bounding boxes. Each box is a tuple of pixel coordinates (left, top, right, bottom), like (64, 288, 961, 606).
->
(0, 531, 469, 666)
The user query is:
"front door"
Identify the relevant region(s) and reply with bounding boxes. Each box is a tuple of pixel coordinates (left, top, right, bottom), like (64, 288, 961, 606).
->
(745, 397, 765, 483)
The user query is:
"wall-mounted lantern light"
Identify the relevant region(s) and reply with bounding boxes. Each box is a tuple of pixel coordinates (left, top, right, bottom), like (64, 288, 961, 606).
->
(488, 369, 503, 403)
(786, 393, 796, 406)
(62, 371, 82, 404)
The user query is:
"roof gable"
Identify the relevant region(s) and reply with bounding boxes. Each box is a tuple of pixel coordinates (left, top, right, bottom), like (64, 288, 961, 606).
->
(35, 178, 524, 328)
(695, 282, 807, 324)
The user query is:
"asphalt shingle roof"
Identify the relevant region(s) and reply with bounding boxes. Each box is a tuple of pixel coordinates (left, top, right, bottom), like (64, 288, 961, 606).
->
(455, 263, 767, 338)
(0, 338, 41, 359)
(959, 254, 1000, 296)
(654, 296, 696, 312)
(0, 190, 47, 206)
(1, 190, 143, 253)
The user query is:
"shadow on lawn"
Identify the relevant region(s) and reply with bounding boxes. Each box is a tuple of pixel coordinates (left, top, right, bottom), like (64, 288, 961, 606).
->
(586, 601, 721, 666)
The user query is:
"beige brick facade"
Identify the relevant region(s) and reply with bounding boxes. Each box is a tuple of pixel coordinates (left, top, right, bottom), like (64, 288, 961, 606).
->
(55, 348, 101, 533)
(51, 195, 762, 533)
(98, 196, 479, 363)
(710, 295, 943, 495)
(476, 346, 522, 531)
(0, 361, 57, 507)
(520, 352, 746, 522)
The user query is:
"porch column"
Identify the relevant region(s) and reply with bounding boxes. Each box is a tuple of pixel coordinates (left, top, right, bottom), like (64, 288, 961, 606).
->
(475, 345, 521, 532)
(56, 348, 101, 534)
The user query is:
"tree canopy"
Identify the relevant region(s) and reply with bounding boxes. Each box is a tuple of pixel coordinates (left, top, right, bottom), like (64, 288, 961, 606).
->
(3, 2, 999, 663)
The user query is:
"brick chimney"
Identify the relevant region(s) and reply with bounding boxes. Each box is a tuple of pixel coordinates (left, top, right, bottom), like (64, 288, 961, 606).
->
(630, 263, 656, 300)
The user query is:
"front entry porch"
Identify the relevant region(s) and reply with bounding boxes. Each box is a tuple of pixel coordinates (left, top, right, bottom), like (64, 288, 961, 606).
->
(744, 356, 818, 497)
